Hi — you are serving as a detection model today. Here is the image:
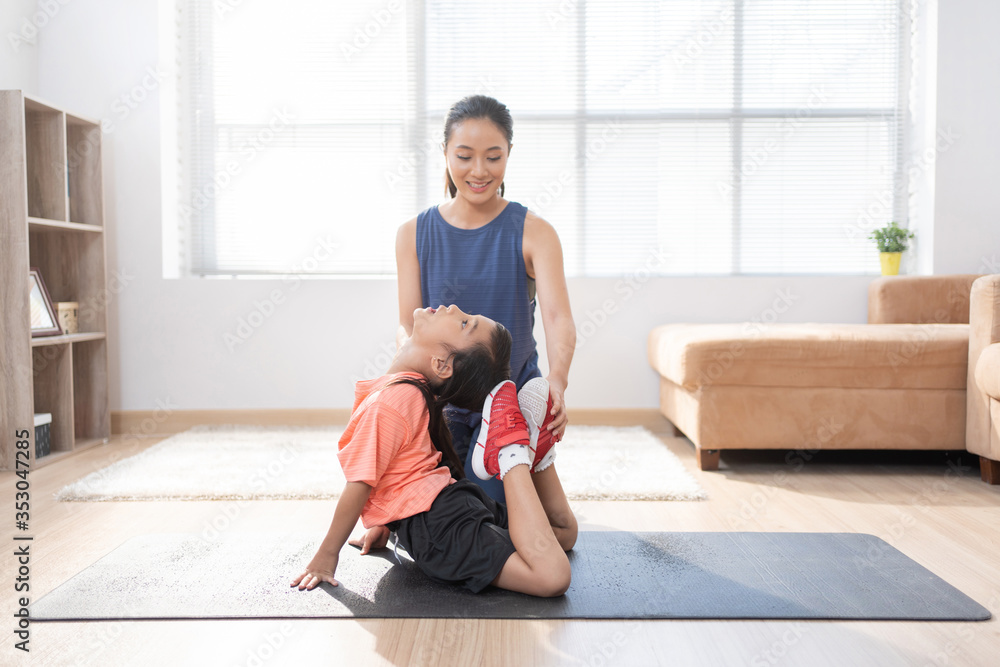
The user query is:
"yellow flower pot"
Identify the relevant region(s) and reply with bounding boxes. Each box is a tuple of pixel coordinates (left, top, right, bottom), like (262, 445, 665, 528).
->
(880, 252, 902, 276)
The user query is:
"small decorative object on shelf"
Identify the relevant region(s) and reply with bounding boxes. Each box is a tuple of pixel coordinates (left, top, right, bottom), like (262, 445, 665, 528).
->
(56, 301, 79, 334)
(34, 413, 52, 458)
(868, 221, 915, 276)
(28, 268, 62, 337)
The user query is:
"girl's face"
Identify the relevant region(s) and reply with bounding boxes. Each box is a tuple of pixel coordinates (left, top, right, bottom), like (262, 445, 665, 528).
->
(444, 118, 510, 202)
(411, 304, 496, 354)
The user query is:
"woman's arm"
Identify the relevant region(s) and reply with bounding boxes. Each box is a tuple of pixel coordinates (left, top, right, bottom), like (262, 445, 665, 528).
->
(291, 481, 372, 590)
(523, 212, 576, 438)
(396, 217, 422, 346)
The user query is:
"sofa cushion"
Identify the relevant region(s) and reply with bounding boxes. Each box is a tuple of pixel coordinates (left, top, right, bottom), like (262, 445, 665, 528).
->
(648, 323, 969, 391)
(657, 377, 966, 450)
(976, 344, 1000, 400)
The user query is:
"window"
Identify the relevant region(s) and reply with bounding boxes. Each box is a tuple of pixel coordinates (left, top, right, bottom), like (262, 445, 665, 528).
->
(178, 0, 917, 277)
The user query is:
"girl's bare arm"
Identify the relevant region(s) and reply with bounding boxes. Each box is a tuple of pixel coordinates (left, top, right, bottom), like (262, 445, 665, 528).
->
(291, 481, 372, 590)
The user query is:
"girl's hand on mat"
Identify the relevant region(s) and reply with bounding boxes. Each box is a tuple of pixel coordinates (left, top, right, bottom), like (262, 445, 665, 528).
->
(291, 555, 339, 590)
(349, 525, 390, 555)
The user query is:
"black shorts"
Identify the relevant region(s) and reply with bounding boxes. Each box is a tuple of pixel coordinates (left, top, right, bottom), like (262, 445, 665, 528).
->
(387, 479, 516, 593)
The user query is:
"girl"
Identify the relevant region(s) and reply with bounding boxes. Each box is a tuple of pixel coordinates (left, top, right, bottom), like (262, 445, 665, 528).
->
(291, 304, 578, 597)
(395, 95, 577, 503)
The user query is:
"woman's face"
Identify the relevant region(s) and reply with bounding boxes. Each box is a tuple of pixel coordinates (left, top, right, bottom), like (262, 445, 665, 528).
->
(444, 118, 510, 202)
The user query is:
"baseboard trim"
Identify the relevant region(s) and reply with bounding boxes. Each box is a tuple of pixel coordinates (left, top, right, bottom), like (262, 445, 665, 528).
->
(566, 409, 672, 432)
(112, 408, 671, 436)
(112, 409, 355, 437)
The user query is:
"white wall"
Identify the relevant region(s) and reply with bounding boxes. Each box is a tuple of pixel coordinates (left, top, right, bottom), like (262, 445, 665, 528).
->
(0, 0, 41, 93)
(33, 0, 1000, 413)
(933, 0, 1000, 275)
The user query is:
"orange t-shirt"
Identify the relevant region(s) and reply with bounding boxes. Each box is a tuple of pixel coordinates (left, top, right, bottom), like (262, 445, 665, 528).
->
(338, 372, 453, 528)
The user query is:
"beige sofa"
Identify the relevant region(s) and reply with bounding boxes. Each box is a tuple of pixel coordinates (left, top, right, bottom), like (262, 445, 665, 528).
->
(967, 275, 1000, 484)
(648, 275, 983, 471)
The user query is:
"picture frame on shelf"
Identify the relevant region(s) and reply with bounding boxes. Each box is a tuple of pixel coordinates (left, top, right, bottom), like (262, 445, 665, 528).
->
(29, 267, 63, 337)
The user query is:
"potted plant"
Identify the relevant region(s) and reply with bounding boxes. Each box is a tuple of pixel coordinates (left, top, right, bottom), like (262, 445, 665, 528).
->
(869, 221, 914, 276)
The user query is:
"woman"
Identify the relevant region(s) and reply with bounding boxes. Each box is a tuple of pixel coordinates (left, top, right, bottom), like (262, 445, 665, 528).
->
(395, 95, 576, 502)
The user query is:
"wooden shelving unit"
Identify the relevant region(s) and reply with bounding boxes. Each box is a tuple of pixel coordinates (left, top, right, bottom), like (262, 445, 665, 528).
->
(1, 90, 110, 470)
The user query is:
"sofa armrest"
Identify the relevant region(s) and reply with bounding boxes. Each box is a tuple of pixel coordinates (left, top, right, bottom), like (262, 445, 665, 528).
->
(966, 275, 1000, 457)
(976, 344, 1000, 399)
(868, 275, 982, 324)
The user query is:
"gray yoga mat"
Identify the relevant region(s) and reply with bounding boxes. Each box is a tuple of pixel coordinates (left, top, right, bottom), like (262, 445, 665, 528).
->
(30, 531, 990, 621)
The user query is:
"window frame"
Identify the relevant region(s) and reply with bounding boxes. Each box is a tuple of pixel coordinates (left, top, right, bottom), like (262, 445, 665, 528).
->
(179, 0, 912, 278)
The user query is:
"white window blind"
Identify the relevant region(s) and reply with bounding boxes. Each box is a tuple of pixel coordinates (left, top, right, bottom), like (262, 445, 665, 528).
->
(178, 0, 915, 277)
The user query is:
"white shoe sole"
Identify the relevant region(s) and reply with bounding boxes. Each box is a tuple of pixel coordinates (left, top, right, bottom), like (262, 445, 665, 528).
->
(517, 377, 549, 455)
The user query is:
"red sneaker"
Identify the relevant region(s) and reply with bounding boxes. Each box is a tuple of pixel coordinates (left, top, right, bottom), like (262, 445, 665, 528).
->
(518, 377, 557, 472)
(472, 381, 530, 480)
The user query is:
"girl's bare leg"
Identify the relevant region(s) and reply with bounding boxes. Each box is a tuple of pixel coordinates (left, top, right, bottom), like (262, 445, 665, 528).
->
(491, 465, 571, 597)
(530, 465, 577, 551)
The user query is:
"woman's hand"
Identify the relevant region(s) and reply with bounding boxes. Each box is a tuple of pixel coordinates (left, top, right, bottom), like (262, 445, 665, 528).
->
(546, 376, 569, 441)
(291, 552, 340, 590)
(348, 525, 391, 555)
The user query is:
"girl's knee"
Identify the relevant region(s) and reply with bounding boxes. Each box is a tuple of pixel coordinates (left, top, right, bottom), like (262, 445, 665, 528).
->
(558, 523, 578, 552)
(540, 558, 571, 597)
(552, 511, 578, 551)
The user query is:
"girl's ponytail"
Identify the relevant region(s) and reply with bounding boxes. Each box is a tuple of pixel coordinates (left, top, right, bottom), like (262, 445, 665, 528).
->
(390, 376, 466, 480)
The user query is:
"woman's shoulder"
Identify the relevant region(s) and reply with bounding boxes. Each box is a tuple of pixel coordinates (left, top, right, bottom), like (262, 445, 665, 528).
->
(510, 201, 547, 227)
(397, 204, 444, 232)
(395, 216, 418, 259)
(521, 206, 547, 227)
(397, 206, 441, 250)
(520, 207, 561, 247)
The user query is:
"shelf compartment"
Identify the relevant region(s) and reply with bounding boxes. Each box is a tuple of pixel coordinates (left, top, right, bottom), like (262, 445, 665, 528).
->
(32, 343, 74, 453)
(29, 227, 108, 332)
(66, 114, 103, 227)
(24, 97, 67, 222)
(73, 338, 110, 442)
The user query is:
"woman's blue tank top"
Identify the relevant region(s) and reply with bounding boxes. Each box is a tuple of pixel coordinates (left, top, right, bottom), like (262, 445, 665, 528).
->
(416, 201, 540, 390)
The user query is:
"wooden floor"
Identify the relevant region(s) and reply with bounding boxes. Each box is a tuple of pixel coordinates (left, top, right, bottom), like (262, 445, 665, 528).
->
(3, 418, 999, 667)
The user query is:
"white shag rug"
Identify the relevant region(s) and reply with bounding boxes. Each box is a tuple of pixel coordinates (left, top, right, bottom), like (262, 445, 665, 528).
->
(55, 424, 707, 502)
